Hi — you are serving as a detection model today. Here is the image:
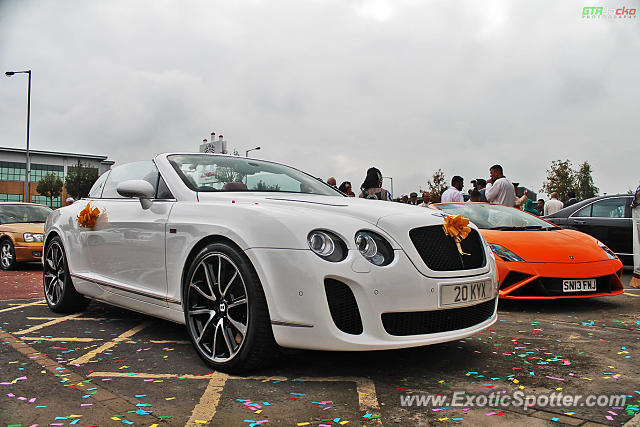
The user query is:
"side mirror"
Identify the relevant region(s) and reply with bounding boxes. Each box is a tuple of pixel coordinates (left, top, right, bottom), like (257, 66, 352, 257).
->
(117, 180, 155, 209)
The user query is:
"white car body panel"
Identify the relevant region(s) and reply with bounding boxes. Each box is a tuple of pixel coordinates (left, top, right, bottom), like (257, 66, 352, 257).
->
(45, 153, 499, 353)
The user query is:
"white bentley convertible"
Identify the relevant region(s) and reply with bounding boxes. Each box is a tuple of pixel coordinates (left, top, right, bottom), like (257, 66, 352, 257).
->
(44, 153, 498, 372)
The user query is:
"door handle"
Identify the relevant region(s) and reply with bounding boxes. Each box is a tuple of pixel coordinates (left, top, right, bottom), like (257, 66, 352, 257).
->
(573, 219, 586, 225)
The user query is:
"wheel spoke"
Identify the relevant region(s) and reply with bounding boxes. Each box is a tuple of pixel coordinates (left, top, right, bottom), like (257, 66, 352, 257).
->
(227, 315, 247, 338)
(221, 270, 238, 297)
(197, 315, 215, 344)
(190, 282, 216, 302)
(221, 321, 235, 356)
(46, 252, 56, 270)
(56, 252, 63, 270)
(202, 262, 218, 300)
(189, 308, 212, 316)
(217, 256, 224, 296)
(227, 297, 247, 309)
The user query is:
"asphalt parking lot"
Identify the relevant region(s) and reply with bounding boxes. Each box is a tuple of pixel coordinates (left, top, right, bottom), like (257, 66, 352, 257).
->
(1, 268, 639, 426)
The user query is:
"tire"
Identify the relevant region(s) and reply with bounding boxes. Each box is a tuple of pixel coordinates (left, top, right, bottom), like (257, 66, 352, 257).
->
(0, 239, 16, 270)
(43, 237, 89, 313)
(183, 242, 278, 373)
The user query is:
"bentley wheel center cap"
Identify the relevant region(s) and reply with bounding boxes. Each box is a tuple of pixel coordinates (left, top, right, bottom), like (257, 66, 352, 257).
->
(219, 302, 227, 313)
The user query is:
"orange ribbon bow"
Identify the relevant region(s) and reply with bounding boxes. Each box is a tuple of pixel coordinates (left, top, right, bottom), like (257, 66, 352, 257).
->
(77, 202, 101, 228)
(442, 214, 471, 255)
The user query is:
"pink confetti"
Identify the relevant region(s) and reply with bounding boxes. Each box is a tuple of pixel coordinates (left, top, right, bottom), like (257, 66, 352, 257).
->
(7, 393, 15, 397)
(29, 397, 36, 403)
(608, 411, 618, 416)
(606, 416, 614, 421)
(545, 376, 564, 381)
(486, 412, 497, 416)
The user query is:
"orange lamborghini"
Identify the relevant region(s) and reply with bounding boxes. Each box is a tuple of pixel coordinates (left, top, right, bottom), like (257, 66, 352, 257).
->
(432, 203, 624, 299)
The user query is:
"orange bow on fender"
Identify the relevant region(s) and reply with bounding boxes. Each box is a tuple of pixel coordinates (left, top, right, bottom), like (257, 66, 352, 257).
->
(442, 214, 471, 256)
(77, 202, 101, 229)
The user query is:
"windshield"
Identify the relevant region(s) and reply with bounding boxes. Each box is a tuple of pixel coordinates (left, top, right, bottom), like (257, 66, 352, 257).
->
(168, 154, 343, 196)
(0, 204, 53, 224)
(435, 203, 559, 230)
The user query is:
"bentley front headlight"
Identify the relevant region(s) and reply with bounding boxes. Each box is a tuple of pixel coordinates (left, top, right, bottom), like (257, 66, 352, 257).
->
(307, 230, 347, 262)
(355, 230, 394, 266)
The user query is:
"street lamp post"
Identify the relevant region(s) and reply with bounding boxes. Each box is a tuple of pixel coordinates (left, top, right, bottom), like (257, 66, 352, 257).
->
(245, 146, 261, 157)
(5, 70, 31, 202)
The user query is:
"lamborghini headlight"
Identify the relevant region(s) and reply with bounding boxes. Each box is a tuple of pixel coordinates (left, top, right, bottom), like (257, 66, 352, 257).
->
(488, 243, 525, 262)
(597, 240, 618, 260)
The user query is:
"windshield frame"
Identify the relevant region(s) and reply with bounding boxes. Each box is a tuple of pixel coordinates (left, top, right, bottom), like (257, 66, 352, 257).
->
(167, 154, 344, 196)
(434, 202, 560, 230)
(0, 203, 53, 225)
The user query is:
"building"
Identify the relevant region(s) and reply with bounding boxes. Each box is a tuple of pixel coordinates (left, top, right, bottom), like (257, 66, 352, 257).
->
(0, 147, 114, 208)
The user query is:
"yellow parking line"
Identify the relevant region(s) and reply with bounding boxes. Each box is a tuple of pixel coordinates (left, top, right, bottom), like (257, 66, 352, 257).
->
(88, 372, 216, 379)
(624, 291, 640, 297)
(69, 321, 151, 365)
(148, 339, 191, 344)
(185, 372, 229, 426)
(0, 300, 46, 313)
(22, 336, 102, 342)
(26, 316, 107, 321)
(13, 313, 84, 335)
(87, 372, 381, 424)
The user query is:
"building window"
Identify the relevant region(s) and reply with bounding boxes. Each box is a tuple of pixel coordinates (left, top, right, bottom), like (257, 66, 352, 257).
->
(0, 161, 27, 182)
(0, 194, 24, 202)
(31, 195, 61, 208)
(30, 163, 64, 183)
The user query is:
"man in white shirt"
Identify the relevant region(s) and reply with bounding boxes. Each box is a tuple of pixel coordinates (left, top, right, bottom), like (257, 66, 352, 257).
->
(485, 164, 516, 207)
(441, 176, 464, 203)
(544, 192, 564, 216)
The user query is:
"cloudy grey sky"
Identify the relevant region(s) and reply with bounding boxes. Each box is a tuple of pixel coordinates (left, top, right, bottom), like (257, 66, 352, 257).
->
(1, 0, 639, 197)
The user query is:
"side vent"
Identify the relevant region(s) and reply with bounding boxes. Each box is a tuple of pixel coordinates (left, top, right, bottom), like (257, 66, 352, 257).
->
(324, 279, 363, 335)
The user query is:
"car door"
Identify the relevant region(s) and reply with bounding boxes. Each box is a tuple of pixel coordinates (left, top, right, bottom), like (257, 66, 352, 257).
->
(83, 161, 174, 305)
(568, 196, 629, 256)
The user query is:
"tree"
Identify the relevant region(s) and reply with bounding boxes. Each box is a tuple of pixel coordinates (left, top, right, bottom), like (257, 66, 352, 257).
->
(36, 173, 63, 207)
(541, 160, 574, 201)
(574, 161, 599, 200)
(65, 161, 99, 199)
(426, 169, 448, 203)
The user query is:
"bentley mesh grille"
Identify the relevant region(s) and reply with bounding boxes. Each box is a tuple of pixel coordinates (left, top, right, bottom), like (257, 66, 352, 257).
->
(409, 226, 485, 271)
(381, 298, 496, 336)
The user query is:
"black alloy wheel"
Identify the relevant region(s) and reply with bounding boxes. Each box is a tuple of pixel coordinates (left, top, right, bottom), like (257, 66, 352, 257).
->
(43, 237, 89, 313)
(184, 242, 277, 373)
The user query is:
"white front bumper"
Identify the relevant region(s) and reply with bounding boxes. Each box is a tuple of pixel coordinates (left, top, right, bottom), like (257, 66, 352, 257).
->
(245, 248, 498, 351)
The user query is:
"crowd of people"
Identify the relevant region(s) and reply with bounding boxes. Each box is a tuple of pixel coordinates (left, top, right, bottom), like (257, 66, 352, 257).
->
(326, 164, 583, 217)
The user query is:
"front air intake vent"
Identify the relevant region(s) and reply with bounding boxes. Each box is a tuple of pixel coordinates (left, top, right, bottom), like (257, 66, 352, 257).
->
(324, 279, 363, 335)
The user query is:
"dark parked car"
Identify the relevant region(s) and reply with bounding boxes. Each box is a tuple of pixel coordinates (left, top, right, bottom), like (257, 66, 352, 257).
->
(545, 194, 634, 265)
